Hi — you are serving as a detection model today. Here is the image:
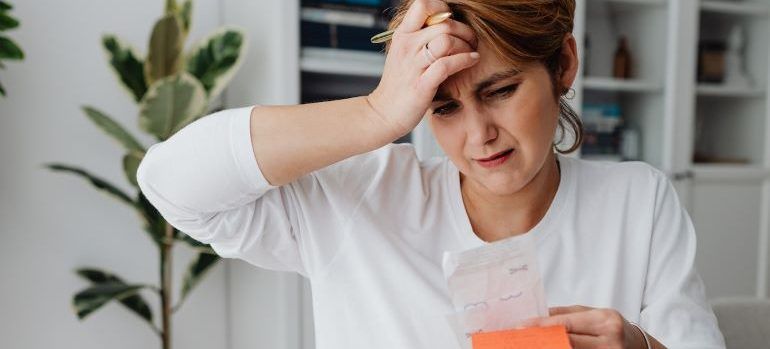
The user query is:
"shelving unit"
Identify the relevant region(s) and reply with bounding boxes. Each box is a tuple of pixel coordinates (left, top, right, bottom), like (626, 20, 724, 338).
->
(582, 77, 662, 92)
(693, 1, 770, 168)
(297, 2, 414, 145)
(701, 0, 770, 16)
(693, 163, 770, 181)
(686, 1, 770, 302)
(696, 83, 765, 97)
(300, 47, 385, 77)
(577, 0, 770, 300)
(576, 0, 670, 165)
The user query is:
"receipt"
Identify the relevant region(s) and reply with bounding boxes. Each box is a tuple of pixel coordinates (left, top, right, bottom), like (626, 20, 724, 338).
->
(442, 233, 548, 345)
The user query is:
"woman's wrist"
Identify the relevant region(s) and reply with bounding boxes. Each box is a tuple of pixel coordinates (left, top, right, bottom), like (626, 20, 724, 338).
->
(626, 321, 652, 349)
(361, 94, 411, 142)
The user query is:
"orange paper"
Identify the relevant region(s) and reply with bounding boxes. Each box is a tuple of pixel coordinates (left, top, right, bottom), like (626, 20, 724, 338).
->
(471, 325, 572, 349)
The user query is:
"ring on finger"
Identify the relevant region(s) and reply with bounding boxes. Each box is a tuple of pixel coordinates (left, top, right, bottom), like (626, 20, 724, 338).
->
(423, 42, 438, 64)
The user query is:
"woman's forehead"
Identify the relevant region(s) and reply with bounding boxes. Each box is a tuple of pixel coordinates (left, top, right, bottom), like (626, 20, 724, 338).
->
(435, 65, 522, 102)
(435, 51, 530, 102)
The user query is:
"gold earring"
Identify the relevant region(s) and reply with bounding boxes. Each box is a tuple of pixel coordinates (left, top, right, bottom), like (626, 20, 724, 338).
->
(562, 87, 575, 100)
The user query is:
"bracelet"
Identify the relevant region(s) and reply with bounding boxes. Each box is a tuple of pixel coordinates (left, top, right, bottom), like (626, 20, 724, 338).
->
(628, 321, 652, 349)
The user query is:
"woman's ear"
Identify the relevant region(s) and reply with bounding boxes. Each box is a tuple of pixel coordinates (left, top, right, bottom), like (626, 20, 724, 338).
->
(559, 33, 579, 91)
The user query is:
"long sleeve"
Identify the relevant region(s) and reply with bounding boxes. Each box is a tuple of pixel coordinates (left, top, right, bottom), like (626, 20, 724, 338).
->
(640, 171, 726, 348)
(136, 105, 419, 278)
(136, 105, 314, 274)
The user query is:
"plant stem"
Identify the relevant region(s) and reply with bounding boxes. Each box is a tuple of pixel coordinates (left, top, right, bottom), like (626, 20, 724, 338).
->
(160, 222, 174, 349)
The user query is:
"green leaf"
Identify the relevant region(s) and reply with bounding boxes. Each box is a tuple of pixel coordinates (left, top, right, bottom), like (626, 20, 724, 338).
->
(0, 12, 19, 30)
(165, 0, 178, 14)
(73, 282, 147, 320)
(186, 28, 245, 100)
(45, 164, 134, 206)
(136, 192, 165, 246)
(179, 252, 220, 304)
(0, 36, 23, 60)
(45, 164, 164, 246)
(102, 35, 147, 102)
(179, 0, 192, 35)
(75, 268, 153, 323)
(76, 268, 122, 283)
(177, 231, 216, 254)
(123, 151, 144, 187)
(82, 106, 145, 153)
(139, 72, 206, 140)
(0, 2, 12, 11)
(144, 14, 184, 86)
(0, 79, 5, 96)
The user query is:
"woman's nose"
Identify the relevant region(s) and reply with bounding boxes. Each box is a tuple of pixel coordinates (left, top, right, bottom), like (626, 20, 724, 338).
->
(464, 109, 498, 146)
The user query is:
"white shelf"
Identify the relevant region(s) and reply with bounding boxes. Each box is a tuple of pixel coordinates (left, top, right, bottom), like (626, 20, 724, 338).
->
(697, 83, 766, 98)
(701, 0, 770, 16)
(693, 163, 770, 181)
(300, 7, 377, 27)
(300, 47, 384, 77)
(589, 0, 666, 6)
(580, 154, 624, 162)
(582, 76, 663, 93)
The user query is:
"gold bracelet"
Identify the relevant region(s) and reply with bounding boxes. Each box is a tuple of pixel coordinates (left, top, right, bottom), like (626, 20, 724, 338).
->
(628, 321, 652, 349)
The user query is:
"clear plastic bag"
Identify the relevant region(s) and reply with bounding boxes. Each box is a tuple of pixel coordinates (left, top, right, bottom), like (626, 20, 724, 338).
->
(442, 234, 549, 348)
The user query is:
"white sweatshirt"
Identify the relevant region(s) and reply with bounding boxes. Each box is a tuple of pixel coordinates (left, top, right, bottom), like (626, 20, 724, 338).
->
(137, 106, 726, 349)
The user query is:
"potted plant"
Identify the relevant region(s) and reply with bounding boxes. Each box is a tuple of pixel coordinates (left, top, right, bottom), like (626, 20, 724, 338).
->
(45, 1, 246, 348)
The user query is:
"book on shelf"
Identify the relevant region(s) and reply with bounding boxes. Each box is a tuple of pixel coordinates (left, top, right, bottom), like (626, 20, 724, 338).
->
(301, 0, 397, 53)
(302, 0, 394, 12)
(581, 103, 640, 162)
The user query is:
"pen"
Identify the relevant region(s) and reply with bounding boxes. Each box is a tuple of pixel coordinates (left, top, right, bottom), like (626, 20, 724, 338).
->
(370, 11, 453, 44)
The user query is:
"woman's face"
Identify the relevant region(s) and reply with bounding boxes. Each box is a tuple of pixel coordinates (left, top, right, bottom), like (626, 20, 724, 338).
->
(427, 40, 570, 196)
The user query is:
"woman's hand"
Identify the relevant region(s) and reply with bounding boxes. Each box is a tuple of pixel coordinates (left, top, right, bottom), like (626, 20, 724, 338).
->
(366, 0, 480, 139)
(521, 305, 663, 349)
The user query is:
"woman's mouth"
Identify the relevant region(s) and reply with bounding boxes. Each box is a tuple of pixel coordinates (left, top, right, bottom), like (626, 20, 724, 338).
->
(475, 149, 514, 168)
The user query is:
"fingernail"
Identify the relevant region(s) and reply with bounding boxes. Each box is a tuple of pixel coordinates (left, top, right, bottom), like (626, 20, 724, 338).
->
(470, 52, 480, 59)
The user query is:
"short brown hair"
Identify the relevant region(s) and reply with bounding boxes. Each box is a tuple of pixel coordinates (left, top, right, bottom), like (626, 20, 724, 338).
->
(385, 0, 583, 153)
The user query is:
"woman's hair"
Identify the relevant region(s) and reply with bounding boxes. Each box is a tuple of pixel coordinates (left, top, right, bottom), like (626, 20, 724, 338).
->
(385, 0, 583, 153)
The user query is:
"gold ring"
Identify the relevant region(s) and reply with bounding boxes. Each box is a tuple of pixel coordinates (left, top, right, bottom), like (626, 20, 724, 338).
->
(423, 42, 438, 64)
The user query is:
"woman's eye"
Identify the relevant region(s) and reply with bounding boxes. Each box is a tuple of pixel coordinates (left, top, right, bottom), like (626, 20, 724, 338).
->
(433, 103, 458, 116)
(488, 84, 518, 98)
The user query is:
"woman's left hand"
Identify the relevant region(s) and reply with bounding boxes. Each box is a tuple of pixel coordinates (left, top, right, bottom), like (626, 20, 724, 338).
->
(521, 305, 647, 349)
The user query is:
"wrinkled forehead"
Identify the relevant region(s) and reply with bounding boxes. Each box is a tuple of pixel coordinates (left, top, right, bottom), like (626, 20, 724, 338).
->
(434, 46, 527, 102)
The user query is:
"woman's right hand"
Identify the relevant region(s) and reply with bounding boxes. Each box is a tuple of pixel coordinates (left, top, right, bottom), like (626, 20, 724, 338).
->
(366, 0, 480, 139)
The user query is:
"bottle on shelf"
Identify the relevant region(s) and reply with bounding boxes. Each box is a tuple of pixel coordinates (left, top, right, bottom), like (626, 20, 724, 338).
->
(583, 35, 591, 76)
(613, 36, 632, 79)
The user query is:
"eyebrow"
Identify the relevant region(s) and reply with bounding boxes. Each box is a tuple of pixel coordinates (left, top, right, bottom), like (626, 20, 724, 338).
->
(432, 67, 522, 103)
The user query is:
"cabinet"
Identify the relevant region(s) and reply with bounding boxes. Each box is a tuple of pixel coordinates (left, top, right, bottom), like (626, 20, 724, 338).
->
(690, 0, 770, 299)
(574, 0, 770, 299)
(575, 0, 770, 299)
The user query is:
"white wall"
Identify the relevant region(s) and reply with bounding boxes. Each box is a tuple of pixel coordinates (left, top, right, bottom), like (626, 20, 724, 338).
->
(0, 1, 302, 348)
(221, 1, 306, 349)
(232, 3, 451, 347)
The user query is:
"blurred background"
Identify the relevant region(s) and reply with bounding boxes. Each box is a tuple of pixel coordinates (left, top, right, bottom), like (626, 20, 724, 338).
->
(1, 0, 769, 348)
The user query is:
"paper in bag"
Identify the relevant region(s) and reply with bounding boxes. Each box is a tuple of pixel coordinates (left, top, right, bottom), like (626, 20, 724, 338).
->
(442, 234, 549, 347)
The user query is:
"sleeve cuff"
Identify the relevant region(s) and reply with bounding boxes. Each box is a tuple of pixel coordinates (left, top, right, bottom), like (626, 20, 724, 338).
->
(229, 104, 278, 195)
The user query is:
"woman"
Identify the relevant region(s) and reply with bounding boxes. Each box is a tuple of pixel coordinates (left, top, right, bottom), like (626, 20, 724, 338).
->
(137, 0, 725, 348)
